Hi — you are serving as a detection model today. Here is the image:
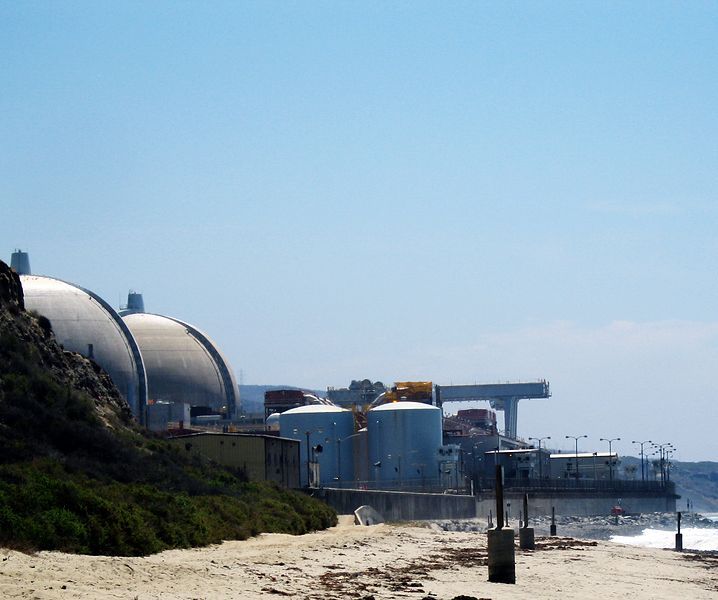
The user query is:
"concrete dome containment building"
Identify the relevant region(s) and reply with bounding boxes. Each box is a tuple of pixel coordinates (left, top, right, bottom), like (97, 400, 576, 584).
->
(120, 292, 239, 418)
(14, 252, 147, 419)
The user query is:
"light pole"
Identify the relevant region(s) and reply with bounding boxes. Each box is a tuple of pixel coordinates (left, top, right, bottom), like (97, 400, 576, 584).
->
(599, 437, 621, 482)
(631, 440, 652, 482)
(651, 443, 673, 485)
(665, 448, 675, 482)
(565, 435, 587, 481)
(529, 436, 551, 480)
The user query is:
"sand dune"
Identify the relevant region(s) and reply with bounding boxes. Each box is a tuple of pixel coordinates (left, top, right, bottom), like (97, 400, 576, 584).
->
(2, 517, 717, 599)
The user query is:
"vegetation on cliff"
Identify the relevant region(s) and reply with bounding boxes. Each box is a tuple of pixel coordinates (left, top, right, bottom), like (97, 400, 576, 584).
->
(0, 260, 335, 555)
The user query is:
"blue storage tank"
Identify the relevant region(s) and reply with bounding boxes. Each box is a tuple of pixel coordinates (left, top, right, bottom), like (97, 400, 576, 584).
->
(279, 405, 354, 487)
(368, 401, 442, 487)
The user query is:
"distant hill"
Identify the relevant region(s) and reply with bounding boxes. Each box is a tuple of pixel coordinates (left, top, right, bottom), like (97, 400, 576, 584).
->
(240, 384, 326, 414)
(0, 259, 335, 555)
(670, 461, 718, 512)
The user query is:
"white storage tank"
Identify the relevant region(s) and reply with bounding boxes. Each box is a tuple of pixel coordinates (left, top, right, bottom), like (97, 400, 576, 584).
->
(279, 404, 354, 487)
(368, 401, 442, 487)
(265, 412, 280, 432)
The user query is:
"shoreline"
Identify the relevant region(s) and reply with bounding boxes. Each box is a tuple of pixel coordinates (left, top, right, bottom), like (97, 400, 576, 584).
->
(431, 511, 718, 542)
(2, 516, 717, 599)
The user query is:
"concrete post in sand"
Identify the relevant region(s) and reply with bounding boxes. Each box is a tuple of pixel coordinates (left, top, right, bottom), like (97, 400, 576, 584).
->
(519, 493, 535, 550)
(487, 465, 516, 584)
(550, 506, 557, 536)
(675, 511, 683, 552)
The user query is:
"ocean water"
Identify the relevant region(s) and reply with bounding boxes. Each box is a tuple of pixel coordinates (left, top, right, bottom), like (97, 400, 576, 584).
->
(611, 526, 718, 552)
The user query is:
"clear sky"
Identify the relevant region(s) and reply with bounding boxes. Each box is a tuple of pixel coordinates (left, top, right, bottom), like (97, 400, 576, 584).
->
(2, 2, 716, 460)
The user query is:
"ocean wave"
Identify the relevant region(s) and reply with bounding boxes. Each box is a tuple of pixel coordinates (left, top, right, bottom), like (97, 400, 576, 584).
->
(611, 527, 718, 551)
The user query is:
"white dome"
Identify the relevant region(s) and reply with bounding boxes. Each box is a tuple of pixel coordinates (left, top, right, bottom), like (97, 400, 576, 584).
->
(20, 275, 147, 418)
(122, 312, 238, 416)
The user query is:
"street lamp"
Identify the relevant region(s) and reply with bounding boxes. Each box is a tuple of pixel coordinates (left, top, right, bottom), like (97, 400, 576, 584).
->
(565, 435, 588, 481)
(651, 443, 673, 485)
(528, 436, 551, 480)
(665, 448, 675, 483)
(631, 440, 652, 482)
(599, 437, 621, 482)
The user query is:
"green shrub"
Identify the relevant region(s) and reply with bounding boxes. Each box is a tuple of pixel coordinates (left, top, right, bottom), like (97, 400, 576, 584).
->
(0, 313, 337, 556)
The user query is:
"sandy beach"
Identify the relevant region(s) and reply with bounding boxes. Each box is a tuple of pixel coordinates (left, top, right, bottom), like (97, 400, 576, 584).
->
(2, 517, 716, 600)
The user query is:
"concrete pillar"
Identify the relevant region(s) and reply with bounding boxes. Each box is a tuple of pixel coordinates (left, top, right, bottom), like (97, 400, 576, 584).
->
(519, 527, 535, 550)
(488, 465, 516, 584)
(519, 493, 535, 550)
(488, 528, 516, 584)
(675, 511, 683, 552)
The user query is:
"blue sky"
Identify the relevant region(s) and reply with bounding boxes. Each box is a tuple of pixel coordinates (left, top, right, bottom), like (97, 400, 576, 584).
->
(2, 2, 717, 460)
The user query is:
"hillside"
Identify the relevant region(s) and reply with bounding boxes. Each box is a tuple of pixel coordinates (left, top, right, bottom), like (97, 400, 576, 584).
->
(670, 461, 718, 512)
(0, 260, 335, 555)
(618, 456, 718, 513)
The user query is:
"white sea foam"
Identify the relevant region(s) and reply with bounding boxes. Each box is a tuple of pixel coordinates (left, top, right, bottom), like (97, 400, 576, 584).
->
(611, 527, 718, 551)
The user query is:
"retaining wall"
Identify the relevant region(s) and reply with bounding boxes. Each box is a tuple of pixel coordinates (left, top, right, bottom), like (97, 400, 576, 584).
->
(315, 488, 477, 521)
(314, 487, 676, 521)
(476, 491, 676, 517)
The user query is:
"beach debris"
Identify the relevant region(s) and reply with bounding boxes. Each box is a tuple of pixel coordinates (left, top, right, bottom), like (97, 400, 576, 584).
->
(261, 586, 292, 595)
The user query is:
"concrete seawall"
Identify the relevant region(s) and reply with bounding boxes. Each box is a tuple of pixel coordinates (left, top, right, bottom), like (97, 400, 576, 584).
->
(313, 487, 677, 521)
(476, 491, 676, 517)
(315, 488, 477, 521)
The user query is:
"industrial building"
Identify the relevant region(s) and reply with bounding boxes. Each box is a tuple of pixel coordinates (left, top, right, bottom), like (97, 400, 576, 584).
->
(168, 432, 300, 487)
(550, 451, 619, 481)
(9, 251, 238, 427)
(120, 291, 239, 420)
(326, 379, 387, 409)
(8, 249, 676, 515)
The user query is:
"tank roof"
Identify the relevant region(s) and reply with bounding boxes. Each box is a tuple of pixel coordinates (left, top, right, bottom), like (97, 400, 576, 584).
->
(282, 404, 348, 415)
(369, 401, 438, 412)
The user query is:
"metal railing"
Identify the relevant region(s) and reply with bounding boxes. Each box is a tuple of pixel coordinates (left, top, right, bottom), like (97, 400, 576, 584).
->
(324, 477, 455, 494)
(474, 477, 675, 494)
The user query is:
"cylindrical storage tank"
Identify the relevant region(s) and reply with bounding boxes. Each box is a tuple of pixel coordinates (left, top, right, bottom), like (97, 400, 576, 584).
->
(368, 401, 442, 487)
(265, 412, 280, 432)
(279, 405, 354, 487)
(351, 428, 369, 483)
